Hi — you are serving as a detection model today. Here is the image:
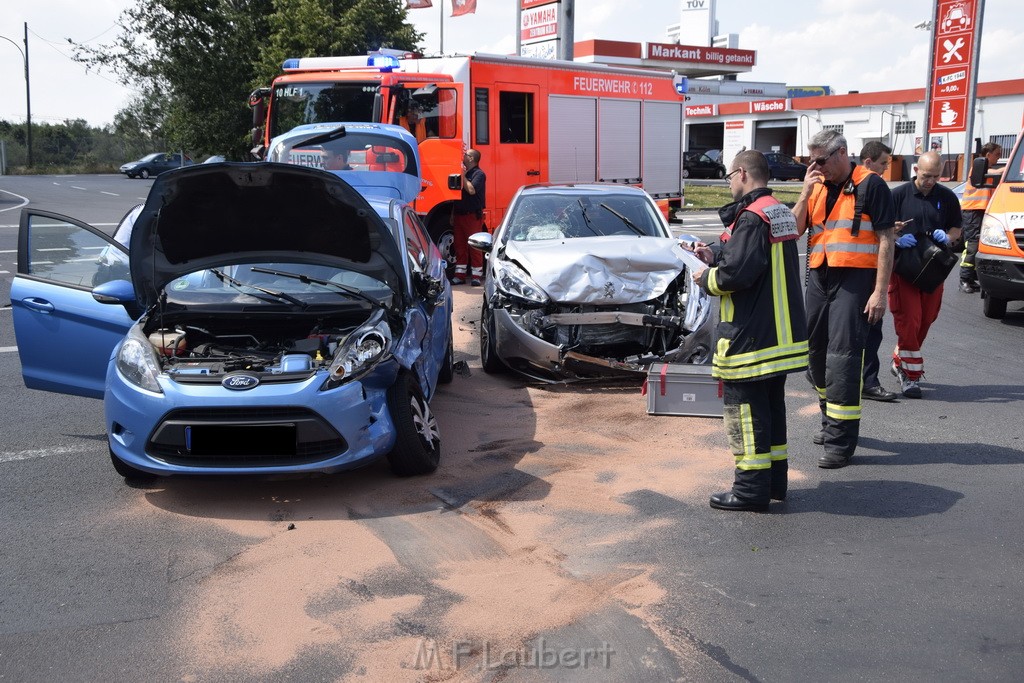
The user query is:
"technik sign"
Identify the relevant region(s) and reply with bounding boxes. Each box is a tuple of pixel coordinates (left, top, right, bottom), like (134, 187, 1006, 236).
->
(645, 42, 756, 67)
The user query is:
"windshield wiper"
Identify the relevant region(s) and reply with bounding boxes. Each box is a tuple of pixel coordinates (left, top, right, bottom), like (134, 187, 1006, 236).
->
(577, 199, 599, 236)
(248, 266, 390, 313)
(598, 203, 646, 235)
(210, 268, 308, 310)
(292, 125, 347, 150)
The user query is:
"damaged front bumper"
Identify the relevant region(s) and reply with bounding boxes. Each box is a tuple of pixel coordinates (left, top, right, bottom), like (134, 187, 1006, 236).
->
(491, 304, 713, 383)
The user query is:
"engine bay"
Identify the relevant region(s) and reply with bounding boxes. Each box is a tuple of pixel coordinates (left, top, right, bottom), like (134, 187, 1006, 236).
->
(142, 313, 371, 380)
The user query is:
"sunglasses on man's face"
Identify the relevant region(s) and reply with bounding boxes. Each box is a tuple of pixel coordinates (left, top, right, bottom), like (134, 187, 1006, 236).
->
(809, 148, 839, 166)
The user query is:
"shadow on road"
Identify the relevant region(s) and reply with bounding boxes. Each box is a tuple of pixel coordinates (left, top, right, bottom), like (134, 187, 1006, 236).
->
(785, 479, 963, 517)
(856, 437, 1024, 466)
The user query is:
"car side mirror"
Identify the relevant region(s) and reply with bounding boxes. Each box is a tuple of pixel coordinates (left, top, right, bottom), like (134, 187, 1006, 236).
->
(468, 231, 493, 253)
(92, 279, 142, 319)
(969, 156, 988, 187)
(448, 174, 463, 190)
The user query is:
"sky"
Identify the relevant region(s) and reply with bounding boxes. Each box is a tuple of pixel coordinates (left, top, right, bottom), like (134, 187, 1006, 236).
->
(0, 0, 1020, 128)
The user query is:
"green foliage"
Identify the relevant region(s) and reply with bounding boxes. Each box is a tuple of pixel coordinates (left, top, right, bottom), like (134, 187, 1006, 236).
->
(62, 0, 422, 165)
(682, 184, 804, 210)
(256, 0, 423, 83)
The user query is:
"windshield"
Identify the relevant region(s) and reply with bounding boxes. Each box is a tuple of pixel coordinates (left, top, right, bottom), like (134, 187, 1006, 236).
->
(1004, 137, 1024, 183)
(270, 82, 378, 140)
(268, 125, 418, 176)
(503, 192, 668, 243)
(165, 262, 394, 307)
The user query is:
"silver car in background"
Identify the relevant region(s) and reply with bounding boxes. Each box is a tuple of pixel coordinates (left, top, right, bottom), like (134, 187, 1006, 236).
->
(471, 183, 712, 383)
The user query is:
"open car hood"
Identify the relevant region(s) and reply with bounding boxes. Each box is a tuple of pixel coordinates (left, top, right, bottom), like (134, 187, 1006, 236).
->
(504, 236, 706, 305)
(130, 163, 406, 308)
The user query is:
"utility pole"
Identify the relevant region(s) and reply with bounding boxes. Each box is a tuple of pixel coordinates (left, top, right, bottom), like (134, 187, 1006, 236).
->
(24, 22, 32, 168)
(558, 0, 574, 61)
(0, 22, 32, 167)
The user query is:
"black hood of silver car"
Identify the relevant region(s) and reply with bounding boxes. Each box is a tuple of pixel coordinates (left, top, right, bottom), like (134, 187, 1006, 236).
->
(129, 163, 405, 308)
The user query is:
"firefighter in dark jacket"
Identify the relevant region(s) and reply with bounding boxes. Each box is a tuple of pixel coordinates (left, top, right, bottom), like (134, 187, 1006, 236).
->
(690, 150, 809, 512)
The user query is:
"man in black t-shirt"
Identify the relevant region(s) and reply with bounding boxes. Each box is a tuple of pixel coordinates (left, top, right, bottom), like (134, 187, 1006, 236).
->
(452, 149, 486, 286)
(888, 151, 962, 398)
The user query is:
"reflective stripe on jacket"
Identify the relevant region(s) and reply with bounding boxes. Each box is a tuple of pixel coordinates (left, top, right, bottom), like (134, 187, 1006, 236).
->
(705, 193, 808, 381)
(808, 165, 879, 269)
(960, 183, 994, 211)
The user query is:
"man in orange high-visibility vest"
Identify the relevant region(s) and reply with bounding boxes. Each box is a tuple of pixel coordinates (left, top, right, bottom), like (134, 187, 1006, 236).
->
(794, 130, 896, 469)
(958, 142, 1001, 293)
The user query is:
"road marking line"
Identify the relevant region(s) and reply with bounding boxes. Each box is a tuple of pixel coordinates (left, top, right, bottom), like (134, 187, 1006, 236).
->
(101, 191, 119, 196)
(1, 346, 17, 352)
(0, 188, 29, 213)
(0, 445, 87, 464)
(71, 186, 87, 190)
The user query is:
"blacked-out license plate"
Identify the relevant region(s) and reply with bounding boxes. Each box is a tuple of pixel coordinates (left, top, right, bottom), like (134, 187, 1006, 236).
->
(186, 424, 297, 456)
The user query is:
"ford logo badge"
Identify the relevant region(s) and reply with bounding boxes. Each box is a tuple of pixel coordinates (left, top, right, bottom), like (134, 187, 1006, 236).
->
(222, 374, 260, 391)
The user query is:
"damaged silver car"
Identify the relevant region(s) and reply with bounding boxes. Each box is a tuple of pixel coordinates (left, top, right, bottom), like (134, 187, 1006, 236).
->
(470, 184, 712, 382)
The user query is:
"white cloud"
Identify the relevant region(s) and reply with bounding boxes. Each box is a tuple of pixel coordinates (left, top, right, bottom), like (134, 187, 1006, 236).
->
(2, 0, 1019, 127)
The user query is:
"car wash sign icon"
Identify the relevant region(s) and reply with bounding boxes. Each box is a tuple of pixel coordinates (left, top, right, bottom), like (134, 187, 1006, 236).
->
(927, 0, 979, 133)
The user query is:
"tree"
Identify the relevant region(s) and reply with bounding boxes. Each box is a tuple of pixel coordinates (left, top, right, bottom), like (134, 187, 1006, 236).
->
(256, 0, 423, 84)
(72, 0, 423, 160)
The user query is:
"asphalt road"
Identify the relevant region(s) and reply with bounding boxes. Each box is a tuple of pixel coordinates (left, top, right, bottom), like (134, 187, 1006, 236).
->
(1, 174, 1023, 682)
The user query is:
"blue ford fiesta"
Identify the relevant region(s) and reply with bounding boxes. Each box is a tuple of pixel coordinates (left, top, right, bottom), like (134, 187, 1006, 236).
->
(12, 124, 453, 483)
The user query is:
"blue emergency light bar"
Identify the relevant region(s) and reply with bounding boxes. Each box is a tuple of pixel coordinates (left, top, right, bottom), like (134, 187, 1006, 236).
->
(368, 55, 400, 70)
(281, 53, 403, 72)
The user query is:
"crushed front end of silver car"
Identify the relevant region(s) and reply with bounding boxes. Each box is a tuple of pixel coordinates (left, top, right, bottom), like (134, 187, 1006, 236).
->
(487, 236, 712, 382)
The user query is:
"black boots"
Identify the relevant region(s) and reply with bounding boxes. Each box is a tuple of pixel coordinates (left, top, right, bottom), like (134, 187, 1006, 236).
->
(710, 467, 779, 513)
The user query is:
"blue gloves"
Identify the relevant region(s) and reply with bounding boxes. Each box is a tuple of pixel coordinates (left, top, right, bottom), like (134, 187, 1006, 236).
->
(895, 233, 918, 248)
(932, 229, 949, 245)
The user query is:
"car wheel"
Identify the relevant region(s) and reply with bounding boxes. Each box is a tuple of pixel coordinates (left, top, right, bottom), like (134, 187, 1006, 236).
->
(109, 448, 158, 485)
(479, 300, 507, 374)
(427, 213, 456, 280)
(982, 291, 1007, 319)
(682, 169, 690, 179)
(140, 168, 150, 179)
(438, 326, 455, 384)
(715, 168, 725, 179)
(386, 371, 441, 476)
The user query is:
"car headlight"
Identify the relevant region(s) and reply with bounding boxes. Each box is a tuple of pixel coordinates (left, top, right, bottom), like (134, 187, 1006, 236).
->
(980, 213, 1011, 249)
(325, 317, 393, 387)
(493, 258, 549, 304)
(116, 326, 164, 393)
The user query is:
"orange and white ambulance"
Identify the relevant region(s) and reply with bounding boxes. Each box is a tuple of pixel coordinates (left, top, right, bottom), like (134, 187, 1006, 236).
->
(976, 130, 1024, 318)
(250, 50, 687, 259)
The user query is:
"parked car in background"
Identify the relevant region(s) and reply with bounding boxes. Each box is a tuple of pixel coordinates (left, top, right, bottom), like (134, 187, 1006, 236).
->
(683, 151, 726, 179)
(202, 155, 226, 164)
(13, 124, 453, 484)
(470, 183, 712, 382)
(119, 153, 193, 179)
(764, 152, 808, 181)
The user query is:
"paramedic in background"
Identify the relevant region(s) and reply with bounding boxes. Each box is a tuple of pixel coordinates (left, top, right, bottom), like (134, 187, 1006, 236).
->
(400, 105, 427, 143)
(888, 151, 962, 398)
(959, 142, 1002, 293)
(689, 150, 808, 512)
(321, 148, 353, 171)
(859, 141, 898, 403)
(451, 149, 486, 286)
(793, 130, 895, 470)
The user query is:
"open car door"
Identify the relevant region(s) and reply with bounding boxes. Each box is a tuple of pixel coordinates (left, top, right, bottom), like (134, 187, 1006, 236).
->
(12, 210, 134, 399)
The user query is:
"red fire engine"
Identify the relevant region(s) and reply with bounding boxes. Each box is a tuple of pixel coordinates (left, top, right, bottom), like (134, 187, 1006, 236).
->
(251, 50, 687, 258)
